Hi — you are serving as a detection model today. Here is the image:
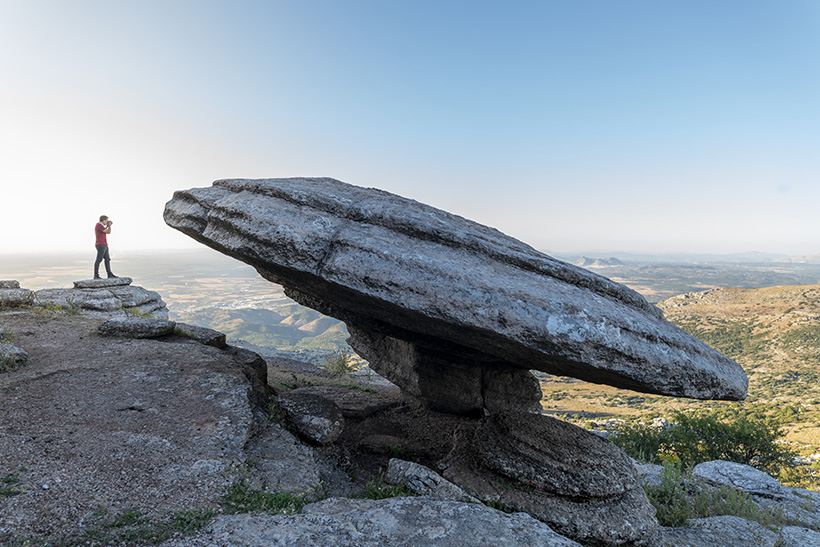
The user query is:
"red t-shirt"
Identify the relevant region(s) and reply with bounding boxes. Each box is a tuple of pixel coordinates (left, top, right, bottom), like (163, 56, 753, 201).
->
(95, 222, 108, 246)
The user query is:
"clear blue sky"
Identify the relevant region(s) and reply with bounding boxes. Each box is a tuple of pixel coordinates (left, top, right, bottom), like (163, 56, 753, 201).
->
(1, 0, 818, 255)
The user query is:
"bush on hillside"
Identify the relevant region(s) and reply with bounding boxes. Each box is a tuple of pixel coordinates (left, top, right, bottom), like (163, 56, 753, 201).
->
(612, 410, 796, 475)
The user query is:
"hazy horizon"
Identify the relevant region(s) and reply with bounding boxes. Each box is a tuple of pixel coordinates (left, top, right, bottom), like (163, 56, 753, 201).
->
(1, 2, 818, 256)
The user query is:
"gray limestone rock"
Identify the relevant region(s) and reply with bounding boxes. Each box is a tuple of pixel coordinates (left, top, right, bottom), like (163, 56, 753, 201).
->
(441, 414, 657, 545)
(284, 385, 398, 419)
(779, 526, 820, 547)
(386, 458, 479, 503)
(243, 423, 321, 496)
(692, 460, 786, 499)
(654, 515, 778, 547)
(0, 288, 33, 307)
(278, 389, 345, 445)
(476, 412, 637, 498)
(0, 281, 21, 289)
(73, 277, 133, 289)
(175, 323, 227, 348)
(164, 177, 747, 411)
(159, 497, 583, 547)
(0, 343, 29, 371)
(35, 284, 168, 319)
(98, 318, 177, 338)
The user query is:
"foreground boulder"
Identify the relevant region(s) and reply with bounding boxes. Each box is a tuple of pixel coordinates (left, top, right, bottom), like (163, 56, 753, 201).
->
(158, 497, 583, 547)
(441, 412, 657, 544)
(164, 177, 747, 414)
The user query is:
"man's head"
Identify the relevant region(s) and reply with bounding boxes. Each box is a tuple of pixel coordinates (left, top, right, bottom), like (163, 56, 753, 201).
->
(99, 215, 109, 223)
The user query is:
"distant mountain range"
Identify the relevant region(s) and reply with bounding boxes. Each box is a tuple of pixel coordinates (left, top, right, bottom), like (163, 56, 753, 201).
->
(552, 251, 820, 264)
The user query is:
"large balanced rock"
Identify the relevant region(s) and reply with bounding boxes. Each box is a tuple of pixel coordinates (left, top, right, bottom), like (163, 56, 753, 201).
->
(164, 178, 747, 414)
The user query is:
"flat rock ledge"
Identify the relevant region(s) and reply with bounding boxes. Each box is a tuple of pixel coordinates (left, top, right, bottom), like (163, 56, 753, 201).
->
(36, 279, 168, 319)
(158, 497, 583, 547)
(164, 178, 747, 413)
(74, 277, 133, 289)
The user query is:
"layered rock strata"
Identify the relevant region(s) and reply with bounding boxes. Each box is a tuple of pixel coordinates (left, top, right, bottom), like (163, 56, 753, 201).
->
(35, 277, 168, 318)
(164, 177, 747, 410)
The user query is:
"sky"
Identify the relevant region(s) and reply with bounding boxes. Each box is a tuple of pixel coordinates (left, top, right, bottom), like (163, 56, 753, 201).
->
(1, 0, 818, 256)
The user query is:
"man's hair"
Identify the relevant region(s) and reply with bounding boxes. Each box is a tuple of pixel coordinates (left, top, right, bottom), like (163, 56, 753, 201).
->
(99, 215, 109, 222)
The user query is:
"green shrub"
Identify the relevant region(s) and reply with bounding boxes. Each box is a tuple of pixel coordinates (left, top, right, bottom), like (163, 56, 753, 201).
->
(612, 410, 796, 475)
(319, 350, 360, 376)
(645, 461, 784, 527)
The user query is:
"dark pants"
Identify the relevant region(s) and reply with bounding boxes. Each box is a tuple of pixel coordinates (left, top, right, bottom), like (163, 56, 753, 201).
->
(94, 244, 112, 277)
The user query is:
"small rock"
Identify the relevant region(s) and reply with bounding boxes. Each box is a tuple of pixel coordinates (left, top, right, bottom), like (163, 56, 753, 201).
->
(0, 343, 29, 371)
(285, 385, 398, 419)
(386, 458, 479, 503)
(175, 323, 227, 348)
(0, 280, 21, 289)
(98, 318, 177, 338)
(278, 390, 344, 445)
(1, 288, 33, 307)
(692, 460, 786, 499)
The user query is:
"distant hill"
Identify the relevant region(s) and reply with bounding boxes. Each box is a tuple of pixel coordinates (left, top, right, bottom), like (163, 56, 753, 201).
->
(774, 253, 820, 264)
(575, 256, 625, 268)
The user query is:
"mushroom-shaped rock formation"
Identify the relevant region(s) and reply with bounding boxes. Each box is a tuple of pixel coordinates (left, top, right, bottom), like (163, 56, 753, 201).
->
(164, 178, 747, 415)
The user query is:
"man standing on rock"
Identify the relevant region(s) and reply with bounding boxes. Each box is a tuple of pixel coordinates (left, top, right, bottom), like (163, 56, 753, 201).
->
(94, 215, 117, 279)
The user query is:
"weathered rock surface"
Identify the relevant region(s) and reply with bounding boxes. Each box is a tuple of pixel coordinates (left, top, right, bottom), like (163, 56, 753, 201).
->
(441, 412, 657, 545)
(386, 458, 479, 503)
(693, 460, 786, 499)
(779, 526, 820, 547)
(35, 278, 168, 318)
(164, 177, 747, 412)
(0, 343, 29, 370)
(74, 277, 133, 289)
(99, 317, 177, 338)
(285, 384, 400, 419)
(653, 515, 779, 547)
(175, 322, 227, 348)
(476, 412, 636, 498)
(0, 312, 268, 543)
(243, 423, 322, 496)
(278, 389, 345, 445)
(0, 285, 33, 307)
(159, 497, 583, 547)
